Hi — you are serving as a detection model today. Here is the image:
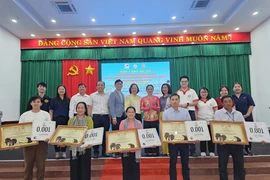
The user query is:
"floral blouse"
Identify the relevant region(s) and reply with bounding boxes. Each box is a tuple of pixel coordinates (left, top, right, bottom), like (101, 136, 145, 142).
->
(140, 96, 160, 121)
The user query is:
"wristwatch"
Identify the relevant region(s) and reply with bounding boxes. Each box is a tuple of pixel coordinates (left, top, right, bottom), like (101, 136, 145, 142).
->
(187, 103, 190, 107)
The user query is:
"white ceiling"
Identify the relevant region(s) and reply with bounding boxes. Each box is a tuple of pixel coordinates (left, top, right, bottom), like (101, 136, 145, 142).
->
(0, 0, 269, 39)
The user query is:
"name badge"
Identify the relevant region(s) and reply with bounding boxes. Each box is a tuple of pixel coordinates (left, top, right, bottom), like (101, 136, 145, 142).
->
(244, 122, 270, 143)
(138, 128, 161, 148)
(185, 121, 211, 141)
(31, 121, 56, 141)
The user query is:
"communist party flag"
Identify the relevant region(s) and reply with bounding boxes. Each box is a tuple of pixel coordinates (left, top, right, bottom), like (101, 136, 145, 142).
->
(62, 60, 98, 97)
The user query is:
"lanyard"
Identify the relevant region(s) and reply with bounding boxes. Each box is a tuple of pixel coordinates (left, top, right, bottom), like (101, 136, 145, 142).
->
(226, 112, 234, 121)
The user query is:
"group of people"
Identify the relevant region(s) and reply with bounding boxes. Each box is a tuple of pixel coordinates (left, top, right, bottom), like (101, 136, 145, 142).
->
(17, 74, 258, 180)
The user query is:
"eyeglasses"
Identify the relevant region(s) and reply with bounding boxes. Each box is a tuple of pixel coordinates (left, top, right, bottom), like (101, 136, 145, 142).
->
(180, 81, 188, 83)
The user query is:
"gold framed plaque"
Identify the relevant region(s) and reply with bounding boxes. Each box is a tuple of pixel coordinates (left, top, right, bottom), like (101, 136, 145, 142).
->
(106, 129, 140, 154)
(0, 123, 38, 150)
(49, 125, 87, 146)
(210, 121, 248, 145)
(160, 121, 189, 143)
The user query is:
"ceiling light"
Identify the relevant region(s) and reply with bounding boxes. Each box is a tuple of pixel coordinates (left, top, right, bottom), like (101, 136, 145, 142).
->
(132, 32, 136, 35)
(253, 12, 258, 16)
(213, 14, 218, 18)
(11, 19, 17, 23)
(209, 29, 213, 32)
(235, 27, 240, 31)
(82, 33, 86, 36)
(31, 34, 35, 37)
(157, 31, 162, 34)
(107, 32, 111, 35)
(183, 30, 187, 33)
(91, 18, 96, 22)
(51, 19, 56, 23)
(172, 16, 176, 20)
(56, 34, 60, 37)
(131, 17, 136, 21)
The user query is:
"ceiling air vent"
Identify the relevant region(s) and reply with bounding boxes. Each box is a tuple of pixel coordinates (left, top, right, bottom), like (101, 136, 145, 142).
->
(190, 0, 213, 10)
(51, 1, 77, 14)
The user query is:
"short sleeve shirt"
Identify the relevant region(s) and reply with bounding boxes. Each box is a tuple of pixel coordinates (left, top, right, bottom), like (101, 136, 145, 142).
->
(176, 88, 199, 111)
(197, 98, 218, 121)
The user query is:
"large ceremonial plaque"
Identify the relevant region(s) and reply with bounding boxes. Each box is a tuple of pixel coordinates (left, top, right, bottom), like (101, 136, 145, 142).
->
(185, 120, 211, 141)
(0, 123, 38, 150)
(160, 121, 189, 143)
(210, 121, 248, 145)
(49, 125, 87, 146)
(106, 129, 140, 153)
(31, 121, 56, 141)
(80, 127, 104, 148)
(138, 128, 161, 148)
(244, 122, 270, 143)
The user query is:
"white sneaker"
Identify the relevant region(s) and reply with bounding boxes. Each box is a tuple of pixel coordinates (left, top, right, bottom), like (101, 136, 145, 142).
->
(201, 152, 206, 157)
(209, 152, 215, 157)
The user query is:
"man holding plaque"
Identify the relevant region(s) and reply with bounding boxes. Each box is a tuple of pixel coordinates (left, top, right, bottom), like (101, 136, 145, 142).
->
(19, 96, 51, 180)
(176, 75, 198, 157)
(214, 95, 245, 180)
(163, 93, 191, 180)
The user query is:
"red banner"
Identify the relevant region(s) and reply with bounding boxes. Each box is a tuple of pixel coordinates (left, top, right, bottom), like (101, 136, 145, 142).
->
(21, 32, 250, 49)
(62, 60, 98, 96)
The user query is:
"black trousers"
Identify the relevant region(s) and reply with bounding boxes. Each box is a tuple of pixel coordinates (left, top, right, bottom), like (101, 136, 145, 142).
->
(188, 111, 196, 154)
(135, 113, 142, 122)
(70, 148, 91, 180)
(92, 114, 110, 156)
(121, 153, 140, 180)
(217, 144, 245, 180)
(53, 116, 69, 152)
(112, 113, 126, 131)
(169, 144, 190, 180)
(143, 120, 159, 155)
(200, 125, 215, 153)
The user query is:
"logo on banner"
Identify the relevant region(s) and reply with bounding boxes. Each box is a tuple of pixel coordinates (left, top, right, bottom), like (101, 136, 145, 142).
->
(67, 65, 79, 76)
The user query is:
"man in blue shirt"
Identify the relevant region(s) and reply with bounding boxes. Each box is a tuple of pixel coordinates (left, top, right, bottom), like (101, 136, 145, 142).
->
(163, 93, 191, 180)
(214, 95, 245, 180)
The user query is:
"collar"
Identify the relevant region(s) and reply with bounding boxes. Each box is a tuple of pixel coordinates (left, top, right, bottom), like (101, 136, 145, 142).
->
(172, 107, 182, 112)
(221, 108, 236, 114)
(200, 99, 208, 103)
(76, 93, 88, 97)
(179, 88, 190, 95)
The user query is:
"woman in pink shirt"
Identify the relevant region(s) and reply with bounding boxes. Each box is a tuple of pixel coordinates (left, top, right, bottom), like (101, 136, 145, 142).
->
(119, 106, 142, 180)
(140, 84, 160, 156)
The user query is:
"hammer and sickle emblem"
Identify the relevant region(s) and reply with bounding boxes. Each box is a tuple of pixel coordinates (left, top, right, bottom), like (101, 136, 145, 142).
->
(67, 65, 79, 76)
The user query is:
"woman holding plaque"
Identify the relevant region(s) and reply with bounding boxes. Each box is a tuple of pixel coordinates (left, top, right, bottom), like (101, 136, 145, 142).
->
(125, 83, 142, 121)
(67, 102, 93, 180)
(140, 84, 160, 156)
(196, 87, 218, 157)
(232, 82, 255, 156)
(119, 106, 143, 180)
(50, 84, 70, 159)
(215, 86, 235, 110)
(159, 83, 172, 156)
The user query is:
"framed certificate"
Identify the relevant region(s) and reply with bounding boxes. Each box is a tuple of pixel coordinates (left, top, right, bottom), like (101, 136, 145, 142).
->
(160, 121, 189, 143)
(210, 121, 248, 145)
(0, 123, 38, 150)
(185, 121, 211, 141)
(31, 121, 56, 141)
(80, 127, 104, 148)
(244, 122, 270, 143)
(49, 125, 87, 146)
(138, 128, 161, 148)
(106, 129, 140, 154)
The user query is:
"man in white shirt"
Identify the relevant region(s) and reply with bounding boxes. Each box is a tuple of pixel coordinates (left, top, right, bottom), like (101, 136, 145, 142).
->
(214, 95, 245, 180)
(87, 81, 110, 158)
(163, 93, 191, 180)
(69, 83, 89, 118)
(19, 96, 51, 180)
(176, 75, 198, 157)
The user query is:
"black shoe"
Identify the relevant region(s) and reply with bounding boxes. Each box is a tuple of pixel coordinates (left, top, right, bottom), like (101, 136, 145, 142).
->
(246, 149, 254, 156)
(190, 152, 198, 157)
(93, 152, 99, 159)
(103, 154, 111, 158)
